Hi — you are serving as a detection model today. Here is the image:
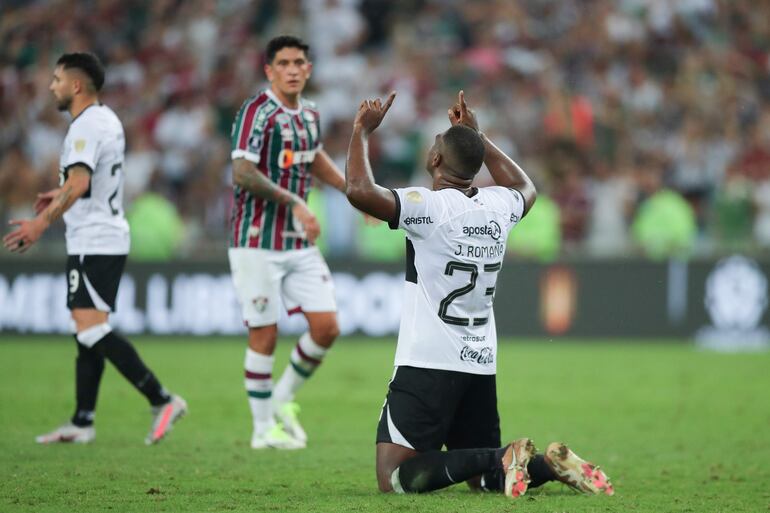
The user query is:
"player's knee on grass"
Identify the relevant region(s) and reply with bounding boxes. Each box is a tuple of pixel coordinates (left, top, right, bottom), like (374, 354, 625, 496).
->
(377, 470, 394, 493)
(376, 443, 417, 493)
(376, 454, 398, 493)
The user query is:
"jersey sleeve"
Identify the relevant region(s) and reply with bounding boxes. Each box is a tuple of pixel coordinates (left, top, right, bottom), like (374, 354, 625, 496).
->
(493, 186, 526, 231)
(388, 186, 442, 239)
(62, 122, 101, 174)
(231, 98, 269, 164)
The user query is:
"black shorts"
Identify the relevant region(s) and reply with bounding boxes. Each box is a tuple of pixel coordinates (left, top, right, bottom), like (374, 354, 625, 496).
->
(66, 255, 127, 312)
(376, 366, 501, 452)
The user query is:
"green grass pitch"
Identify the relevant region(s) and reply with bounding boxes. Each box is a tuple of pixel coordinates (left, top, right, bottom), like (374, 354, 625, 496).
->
(1, 336, 768, 512)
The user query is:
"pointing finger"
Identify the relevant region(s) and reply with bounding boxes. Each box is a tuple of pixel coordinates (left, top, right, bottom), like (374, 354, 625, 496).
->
(383, 91, 396, 113)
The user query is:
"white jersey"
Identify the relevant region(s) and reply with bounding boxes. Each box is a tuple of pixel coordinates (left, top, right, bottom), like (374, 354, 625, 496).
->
(389, 186, 526, 375)
(59, 104, 129, 255)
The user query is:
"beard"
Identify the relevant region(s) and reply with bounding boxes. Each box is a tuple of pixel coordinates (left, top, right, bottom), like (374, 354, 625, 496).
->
(55, 95, 72, 112)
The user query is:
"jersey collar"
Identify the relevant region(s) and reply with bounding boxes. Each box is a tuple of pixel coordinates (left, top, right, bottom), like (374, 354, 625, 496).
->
(70, 102, 101, 124)
(265, 88, 302, 115)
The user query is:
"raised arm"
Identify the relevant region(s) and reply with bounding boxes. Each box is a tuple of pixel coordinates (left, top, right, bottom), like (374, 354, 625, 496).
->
(345, 92, 398, 223)
(232, 158, 320, 243)
(449, 91, 537, 215)
(3, 165, 91, 253)
(310, 149, 345, 193)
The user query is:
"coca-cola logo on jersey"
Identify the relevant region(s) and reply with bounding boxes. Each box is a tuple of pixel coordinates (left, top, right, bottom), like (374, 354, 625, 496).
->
(462, 220, 501, 240)
(459, 345, 494, 365)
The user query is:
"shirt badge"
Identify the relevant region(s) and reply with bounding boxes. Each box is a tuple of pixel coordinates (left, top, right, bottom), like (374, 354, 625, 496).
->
(406, 191, 423, 203)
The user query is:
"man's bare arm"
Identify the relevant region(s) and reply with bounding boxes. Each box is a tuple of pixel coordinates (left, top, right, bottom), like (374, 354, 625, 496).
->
(345, 94, 398, 223)
(3, 165, 91, 252)
(310, 149, 345, 192)
(449, 91, 537, 215)
(42, 166, 91, 224)
(233, 158, 299, 205)
(478, 134, 537, 215)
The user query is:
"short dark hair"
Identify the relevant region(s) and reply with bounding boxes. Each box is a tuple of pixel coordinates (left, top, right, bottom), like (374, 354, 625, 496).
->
(57, 52, 105, 92)
(442, 125, 485, 177)
(265, 35, 310, 63)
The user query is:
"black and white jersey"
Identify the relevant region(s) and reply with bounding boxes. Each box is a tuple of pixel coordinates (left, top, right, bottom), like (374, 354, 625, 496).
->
(59, 104, 129, 255)
(389, 186, 525, 375)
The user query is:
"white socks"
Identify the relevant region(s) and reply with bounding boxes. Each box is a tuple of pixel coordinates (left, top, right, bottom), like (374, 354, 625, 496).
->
(273, 333, 327, 405)
(244, 348, 274, 434)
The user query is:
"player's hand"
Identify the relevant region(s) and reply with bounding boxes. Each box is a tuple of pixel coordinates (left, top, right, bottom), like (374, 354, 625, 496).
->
(34, 189, 60, 215)
(448, 90, 479, 131)
(3, 218, 46, 253)
(353, 92, 396, 134)
(291, 200, 321, 244)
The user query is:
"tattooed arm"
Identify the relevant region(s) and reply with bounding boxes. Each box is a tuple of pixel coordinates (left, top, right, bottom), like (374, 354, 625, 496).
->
(3, 165, 91, 253)
(232, 158, 320, 243)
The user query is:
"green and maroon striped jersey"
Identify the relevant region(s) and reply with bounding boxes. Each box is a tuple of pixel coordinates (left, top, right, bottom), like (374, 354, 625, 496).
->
(229, 88, 322, 250)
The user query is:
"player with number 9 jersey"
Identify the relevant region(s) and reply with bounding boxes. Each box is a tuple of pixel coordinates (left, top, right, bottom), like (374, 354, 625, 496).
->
(60, 104, 129, 255)
(3, 53, 186, 447)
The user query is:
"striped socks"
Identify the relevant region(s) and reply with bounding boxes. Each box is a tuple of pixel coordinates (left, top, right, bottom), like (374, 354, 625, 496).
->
(273, 333, 327, 405)
(244, 349, 274, 433)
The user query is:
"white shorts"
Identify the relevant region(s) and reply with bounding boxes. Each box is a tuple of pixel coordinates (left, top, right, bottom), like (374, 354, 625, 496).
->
(228, 246, 337, 327)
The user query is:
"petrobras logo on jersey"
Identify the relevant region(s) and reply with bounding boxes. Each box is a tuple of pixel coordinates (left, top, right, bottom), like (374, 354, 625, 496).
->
(278, 149, 316, 169)
(403, 216, 433, 226)
(462, 220, 501, 240)
(459, 345, 494, 365)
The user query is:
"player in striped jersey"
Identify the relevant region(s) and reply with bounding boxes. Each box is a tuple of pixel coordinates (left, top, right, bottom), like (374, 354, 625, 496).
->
(346, 91, 614, 498)
(228, 36, 345, 449)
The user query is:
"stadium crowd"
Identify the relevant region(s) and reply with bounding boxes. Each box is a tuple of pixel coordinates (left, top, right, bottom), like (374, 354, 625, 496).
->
(1, 0, 769, 260)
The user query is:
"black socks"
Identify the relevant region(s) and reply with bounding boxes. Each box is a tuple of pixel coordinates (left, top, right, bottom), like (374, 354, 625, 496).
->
(395, 447, 557, 494)
(92, 331, 171, 406)
(72, 336, 105, 427)
(480, 454, 557, 491)
(71, 328, 171, 425)
(396, 448, 502, 493)
(527, 454, 558, 488)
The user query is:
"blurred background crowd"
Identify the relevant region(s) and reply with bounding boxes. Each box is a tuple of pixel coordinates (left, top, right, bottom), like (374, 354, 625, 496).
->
(1, 0, 769, 261)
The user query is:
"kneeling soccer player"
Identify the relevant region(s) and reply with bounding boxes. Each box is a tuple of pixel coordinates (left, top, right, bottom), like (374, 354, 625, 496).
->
(344, 90, 614, 497)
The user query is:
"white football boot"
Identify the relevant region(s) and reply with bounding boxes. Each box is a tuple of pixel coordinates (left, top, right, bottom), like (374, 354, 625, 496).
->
(544, 442, 615, 496)
(502, 437, 536, 498)
(145, 395, 188, 445)
(36, 422, 95, 444)
(251, 423, 305, 450)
